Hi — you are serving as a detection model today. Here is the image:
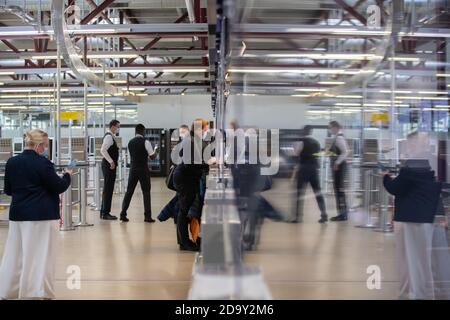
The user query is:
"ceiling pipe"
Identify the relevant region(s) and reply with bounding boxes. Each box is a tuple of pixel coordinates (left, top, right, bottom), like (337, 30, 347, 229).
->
(185, 0, 199, 41)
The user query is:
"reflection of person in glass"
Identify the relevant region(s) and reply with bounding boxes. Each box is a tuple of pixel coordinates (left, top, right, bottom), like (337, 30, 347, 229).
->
(291, 125, 328, 223)
(382, 158, 442, 300)
(328, 121, 349, 221)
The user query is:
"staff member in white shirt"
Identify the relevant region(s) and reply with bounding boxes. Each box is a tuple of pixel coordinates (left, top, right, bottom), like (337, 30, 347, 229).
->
(100, 120, 120, 220)
(328, 121, 349, 221)
(119, 124, 159, 222)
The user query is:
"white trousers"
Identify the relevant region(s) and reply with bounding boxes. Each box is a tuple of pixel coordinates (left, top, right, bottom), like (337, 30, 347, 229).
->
(395, 221, 435, 300)
(0, 220, 59, 300)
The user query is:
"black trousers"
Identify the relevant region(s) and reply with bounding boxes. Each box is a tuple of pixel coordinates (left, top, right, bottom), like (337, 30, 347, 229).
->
(120, 167, 152, 219)
(332, 161, 348, 216)
(100, 160, 117, 216)
(173, 166, 199, 247)
(294, 163, 327, 220)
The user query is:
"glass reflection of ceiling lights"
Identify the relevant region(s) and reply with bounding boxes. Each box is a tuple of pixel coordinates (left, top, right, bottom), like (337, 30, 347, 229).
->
(229, 0, 397, 106)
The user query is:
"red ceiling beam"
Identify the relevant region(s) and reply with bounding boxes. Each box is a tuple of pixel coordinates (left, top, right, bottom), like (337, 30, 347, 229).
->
(334, 0, 367, 25)
(124, 12, 188, 66)
(1, 39, 39, 68)
(80, 0, 116, 25)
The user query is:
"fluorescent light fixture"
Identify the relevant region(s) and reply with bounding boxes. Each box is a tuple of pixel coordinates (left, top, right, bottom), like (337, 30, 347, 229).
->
(31, 55, 58, 60)
(67, 28, 117, 35)
(0, 88, 68, 93)
(377, 100, 404, 104)
(161, 68, 207, 73)
(136, 93, 148, 96)
(87, 94, 112, 97)
(336, 95, 363, 99)
(437, 74, 450, 77)
(121, 87, 146, 91)
(31, 53, 139, 60)
(88, 53, 138, 59)
(367, 103, 409, 107)
(397, 96, 449, 101)
(291, 94, 310, 97)
(295, 88, 327, 92)
(335, 103, 361, 106)
(307, 110, 329, 114)
(379, 90, 412, 94)
(0, 106, 27, 109)
(229, 68, 363, 75)
(0, 82, 4, 85)
(93, 67, 207, 74)
(0, 71, 15, 75)
(105, 80, 127, 84)
(286, 28, 390, 36)
(388, 57, 421, 62)
(255, 53, 381, 60)
(0, 94, 54, 98)
(318, 81, 346, 85)
(418, 91, 449, 95)
(89, 102, 112, 105)
(0, 103, 14, 106)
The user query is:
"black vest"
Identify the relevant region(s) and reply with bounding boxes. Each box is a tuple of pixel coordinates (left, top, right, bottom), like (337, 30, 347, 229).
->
(330, 133, 345, 164)
(103, 132, 119, 165)
(299, 137, 320, 165)
(128, 136, 149, 169)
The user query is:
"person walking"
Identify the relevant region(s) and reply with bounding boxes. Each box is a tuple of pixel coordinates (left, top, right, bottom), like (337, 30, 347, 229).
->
(100, 119, 120, 220)
(119, 124, 159, 223)
(0, 129, 71, 299)
(292, 125, 328, 223)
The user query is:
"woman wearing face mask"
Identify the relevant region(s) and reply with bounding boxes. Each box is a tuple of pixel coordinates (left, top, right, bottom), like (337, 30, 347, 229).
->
(0, 129, 72, 300)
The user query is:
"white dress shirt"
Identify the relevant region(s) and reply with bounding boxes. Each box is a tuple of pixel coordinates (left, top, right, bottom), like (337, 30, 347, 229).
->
(334, 131, 349, 165)
(100, 130, 116, 164)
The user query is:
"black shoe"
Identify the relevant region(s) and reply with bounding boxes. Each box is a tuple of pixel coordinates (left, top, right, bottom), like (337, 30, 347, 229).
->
(101, 213, 118, 220)
(179, 244, 199, 252)
(330, 214, 347, 221)
(120, 216, 129, 222)
(144, 218, 156, 223)
(318, 216, 328, 223)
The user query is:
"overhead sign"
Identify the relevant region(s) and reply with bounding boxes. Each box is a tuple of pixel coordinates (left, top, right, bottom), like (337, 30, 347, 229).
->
(61, 111, 85, 121)
(370, 112, 389, 122)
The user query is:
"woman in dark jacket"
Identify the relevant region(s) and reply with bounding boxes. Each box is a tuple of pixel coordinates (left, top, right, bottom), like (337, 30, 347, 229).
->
(173, 119, 212, 251)
(383, 161, 442, 300)
(0, 129, 71, 300)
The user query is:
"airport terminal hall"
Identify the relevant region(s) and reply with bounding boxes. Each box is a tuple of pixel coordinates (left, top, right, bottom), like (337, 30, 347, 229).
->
(1, 0, 450, 304)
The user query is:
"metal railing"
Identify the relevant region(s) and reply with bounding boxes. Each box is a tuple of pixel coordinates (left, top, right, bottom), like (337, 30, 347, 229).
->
(60, 165, 94, 231)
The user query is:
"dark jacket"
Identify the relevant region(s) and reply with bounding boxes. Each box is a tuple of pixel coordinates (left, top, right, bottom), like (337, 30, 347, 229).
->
(383, 167, 442, 223)
(4, 149, 71, 221)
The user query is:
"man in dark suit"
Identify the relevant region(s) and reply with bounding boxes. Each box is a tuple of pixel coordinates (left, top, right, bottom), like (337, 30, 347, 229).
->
(120, 124, 159, 222)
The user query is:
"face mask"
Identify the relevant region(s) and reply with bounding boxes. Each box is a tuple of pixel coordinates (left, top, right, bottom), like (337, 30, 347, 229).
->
(41, 147, 49, 158)
(115, 128, 120, 135)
